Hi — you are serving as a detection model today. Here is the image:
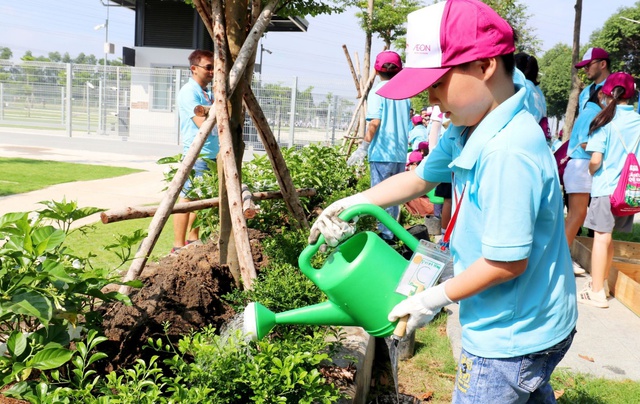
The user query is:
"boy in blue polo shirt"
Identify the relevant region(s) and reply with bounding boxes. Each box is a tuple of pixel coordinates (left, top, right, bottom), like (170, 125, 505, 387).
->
(309, 1, 577, 402)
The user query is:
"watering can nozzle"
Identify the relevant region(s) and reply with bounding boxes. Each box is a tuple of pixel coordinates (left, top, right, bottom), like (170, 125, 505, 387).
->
(243, 302, 276, 341)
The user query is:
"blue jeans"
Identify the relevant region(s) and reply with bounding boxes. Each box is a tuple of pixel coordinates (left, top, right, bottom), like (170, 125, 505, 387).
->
(369, 161, 405, 240)
(453, 329, 575, 403)
(180, 159, 210, 198)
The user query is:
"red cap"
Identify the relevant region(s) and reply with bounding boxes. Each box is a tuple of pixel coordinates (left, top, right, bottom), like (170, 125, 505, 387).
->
(602, 72, 636, 99)
(411, 115, 423, 125)
(377, 0, 515, 100)
(575, 47, 610, 69)
(374, 51, 403, 73)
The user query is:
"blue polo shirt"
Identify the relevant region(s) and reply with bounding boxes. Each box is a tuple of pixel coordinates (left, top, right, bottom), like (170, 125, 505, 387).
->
(568, 101, 601, 160)
(367, 81, 411, 163)
(586, 105, 640, 197)
(177, 78, 219, 159)
(578, 78, 607, 111)
(408, 124, 429, 150)
(415, 86, 577, 358)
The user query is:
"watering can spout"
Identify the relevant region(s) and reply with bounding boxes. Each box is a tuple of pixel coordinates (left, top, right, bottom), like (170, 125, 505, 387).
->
(243, 301, 356, 341)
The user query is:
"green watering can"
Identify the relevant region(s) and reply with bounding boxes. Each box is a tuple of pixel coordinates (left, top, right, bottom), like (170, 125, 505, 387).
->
(243, 204, 420, 340)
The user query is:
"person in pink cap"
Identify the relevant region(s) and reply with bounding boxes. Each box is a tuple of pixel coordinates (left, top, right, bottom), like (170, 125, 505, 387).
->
(582, 72, 640, 308)
(346, 50, 412, 243)
(309, 1, 576, 402)
(408, 114, 429, 150)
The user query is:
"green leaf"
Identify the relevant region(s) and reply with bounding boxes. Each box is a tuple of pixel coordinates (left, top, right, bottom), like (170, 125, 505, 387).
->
(41, 260, 76, 283)
(10, 291, 53, 325)
(28, 348, 73, 370)
(32, 226, 65, 254)
(32, 324, 70, 347)
(6, 331, 27, 357)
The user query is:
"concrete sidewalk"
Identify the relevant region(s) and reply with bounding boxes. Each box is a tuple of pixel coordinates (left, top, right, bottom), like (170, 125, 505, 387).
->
(0, 142, 171, 227)
(447, 271, 640, 381)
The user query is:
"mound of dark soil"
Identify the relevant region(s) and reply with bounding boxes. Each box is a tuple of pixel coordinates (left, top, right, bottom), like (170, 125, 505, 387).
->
(98, 229, 269, 372)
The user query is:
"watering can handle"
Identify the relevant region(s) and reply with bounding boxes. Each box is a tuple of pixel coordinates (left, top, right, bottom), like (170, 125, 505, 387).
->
(299, 203, 420, 274)
(392, 284, 425, 339)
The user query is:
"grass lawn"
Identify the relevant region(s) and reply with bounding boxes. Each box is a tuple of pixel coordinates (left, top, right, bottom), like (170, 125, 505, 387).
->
(65, 217, 176, 272)
(0, 157, 141, 197)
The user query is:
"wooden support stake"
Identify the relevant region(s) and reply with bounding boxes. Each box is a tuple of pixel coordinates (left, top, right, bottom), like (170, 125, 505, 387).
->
(242, 184, 257, 218)
(100, 188, 316, 223)
(242, 81, 310, 229)
(341, 73, 377, 150)
(342, 45, 361, 98)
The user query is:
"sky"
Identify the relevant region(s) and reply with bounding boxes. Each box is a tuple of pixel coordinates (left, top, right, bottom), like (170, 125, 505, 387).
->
(0, 0, 634, 97)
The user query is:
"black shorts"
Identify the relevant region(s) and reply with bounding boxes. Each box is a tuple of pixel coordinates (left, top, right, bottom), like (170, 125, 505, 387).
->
(434, 182, 452, 199)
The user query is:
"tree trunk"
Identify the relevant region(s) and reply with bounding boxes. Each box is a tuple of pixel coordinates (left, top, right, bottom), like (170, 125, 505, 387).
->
(212, 0, 256, 288)
(563, 0, 583, 140)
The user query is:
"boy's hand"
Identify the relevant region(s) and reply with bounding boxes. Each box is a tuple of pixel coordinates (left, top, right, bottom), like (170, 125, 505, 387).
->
(388, 282, 453, 335)
(347, 141, 370, 166)
(308, 193, 370, 247)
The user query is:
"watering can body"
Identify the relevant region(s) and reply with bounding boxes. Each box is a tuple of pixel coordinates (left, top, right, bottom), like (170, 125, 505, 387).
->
(244, 204, 421, 340)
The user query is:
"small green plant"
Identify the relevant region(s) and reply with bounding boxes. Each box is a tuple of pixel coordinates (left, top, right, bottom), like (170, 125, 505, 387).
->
(0, 199, 142, 391)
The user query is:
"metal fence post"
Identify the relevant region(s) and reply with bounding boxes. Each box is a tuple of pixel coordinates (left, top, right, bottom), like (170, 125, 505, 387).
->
(288, 76, 297, 147)
(65, 63, 72, 137)
(0, 83, 4, 121)
(331, 95, 338, 146)
(174, 69, 182, 145)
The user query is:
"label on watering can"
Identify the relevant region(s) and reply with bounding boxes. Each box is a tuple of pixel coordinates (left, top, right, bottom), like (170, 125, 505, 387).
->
(396, 239, 451, 296)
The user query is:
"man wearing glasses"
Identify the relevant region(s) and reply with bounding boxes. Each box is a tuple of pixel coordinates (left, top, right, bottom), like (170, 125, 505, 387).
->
(172, 49, 219, 254)
(574, 47, 611, 111)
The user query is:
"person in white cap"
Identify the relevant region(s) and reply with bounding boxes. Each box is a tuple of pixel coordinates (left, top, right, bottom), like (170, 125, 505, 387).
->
(309, 1, 576, 402)
(346, 50, 412, 243)
(575, 47, 611, 111)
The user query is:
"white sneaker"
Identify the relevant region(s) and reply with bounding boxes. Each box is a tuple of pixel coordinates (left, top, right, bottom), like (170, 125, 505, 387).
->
(582, 280, 610, 298)
(572, 261, 586, 275)
(578, 288, 609, 308)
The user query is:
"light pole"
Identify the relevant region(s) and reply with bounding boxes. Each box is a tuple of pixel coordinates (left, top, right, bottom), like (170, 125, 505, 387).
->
(257, 43, 272, 105)
(86, 82, 94, 133)
(95, 0, 111, 134)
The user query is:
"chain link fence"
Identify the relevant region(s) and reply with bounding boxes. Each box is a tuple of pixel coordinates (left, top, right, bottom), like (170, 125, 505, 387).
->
(0, 60, 357, 150)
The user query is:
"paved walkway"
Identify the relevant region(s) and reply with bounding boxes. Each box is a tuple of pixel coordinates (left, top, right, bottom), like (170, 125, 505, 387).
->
(447, 271, 640, 381)
(1, 130, 639, 382)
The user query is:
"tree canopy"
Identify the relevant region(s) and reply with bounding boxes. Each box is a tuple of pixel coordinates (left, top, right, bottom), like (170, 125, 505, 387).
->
(589, 1, 640, 78)
(539, 43, 573, 120)
(351, 0, 421, 49)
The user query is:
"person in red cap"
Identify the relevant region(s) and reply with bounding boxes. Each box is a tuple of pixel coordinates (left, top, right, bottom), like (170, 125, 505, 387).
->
(309, 1, 576, 402)
(346, 50, 411, 243)
(582, 72, 640, 308)
(575, 47, 611, 111)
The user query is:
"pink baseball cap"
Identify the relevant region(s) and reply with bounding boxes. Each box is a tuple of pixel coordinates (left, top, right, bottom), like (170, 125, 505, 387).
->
(411, 115, 423, 125)
(377, 0, 515, 100)
(406, 150, 424, 166)
(374, 50, 403, 73)
(575, 47, 610, 69)
(602, 72, 636, 99)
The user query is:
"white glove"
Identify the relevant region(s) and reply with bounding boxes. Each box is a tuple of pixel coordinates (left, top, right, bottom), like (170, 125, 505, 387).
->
(388, 281, 453, 335)
(347, 141, 370, 166)
(308, 193, 371, 247)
